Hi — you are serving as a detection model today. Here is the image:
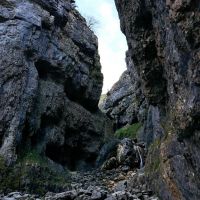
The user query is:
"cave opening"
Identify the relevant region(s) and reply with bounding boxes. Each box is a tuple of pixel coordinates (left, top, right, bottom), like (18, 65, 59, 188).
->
(35, 59, 65, 83)
(35, 60, 50, 80)
(45, 143, 97, 171)
(16, 119, 32, 155)
(45, 128, 98, 171)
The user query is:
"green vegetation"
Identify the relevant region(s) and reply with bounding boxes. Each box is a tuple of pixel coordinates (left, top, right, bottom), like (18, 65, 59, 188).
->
(145, 139, 162, 176)
(0, 156, 21, 191)
(149, 138, 161, 151)
(0, 150, 69, 195)
(148, 156, 161, 172)
(19, 149, 48, 166)
(114, 123, 142, 139)
(98, 93, 107, 108)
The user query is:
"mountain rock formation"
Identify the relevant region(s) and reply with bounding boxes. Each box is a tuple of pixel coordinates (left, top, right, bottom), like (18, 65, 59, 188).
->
(0, 0, 113, 192)
(0, 0, 199, 199)
(114, 0, 200, 199)
(101, 52, 145, 130)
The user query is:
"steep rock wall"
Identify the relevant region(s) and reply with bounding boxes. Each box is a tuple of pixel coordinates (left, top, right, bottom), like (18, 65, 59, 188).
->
(115, 0, 200, 199)
(0, 0, 110, 171)
(101, 52, 145, 129)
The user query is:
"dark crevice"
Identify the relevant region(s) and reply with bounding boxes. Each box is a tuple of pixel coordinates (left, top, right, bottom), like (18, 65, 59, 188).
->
(24, 49, 37, 59)
(186, 30, 200, 50)
(45, 128, 98, 171)
(16, 119, 31, 155)
(41, 20, 52, 30)
(0, 134, 3, 148)
(64, 78, 97, 112)
(144, 41, 158, 60)
(73, 40, 96, 57)
(45, 142, 97, 171)
(0, 16, 9, 23)
(35, 59, 65, 83)
(135, 11, 153, 30)
(135, 0, 153, 30)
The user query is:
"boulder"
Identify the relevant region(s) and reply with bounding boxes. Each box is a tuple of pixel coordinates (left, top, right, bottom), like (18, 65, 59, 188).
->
(117, 138, 144, 169)
(100, 138, 145, 170)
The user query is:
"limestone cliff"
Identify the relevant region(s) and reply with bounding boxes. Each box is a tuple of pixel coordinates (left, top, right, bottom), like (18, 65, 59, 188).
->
(101, 52, 145, 130)
(0, 0, 112, 192)
(115, 0, 200, 199)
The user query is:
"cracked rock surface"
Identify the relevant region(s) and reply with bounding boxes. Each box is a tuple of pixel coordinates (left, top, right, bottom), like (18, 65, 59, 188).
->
(0, 0, 111, 172)
(115, 0, 200, 199)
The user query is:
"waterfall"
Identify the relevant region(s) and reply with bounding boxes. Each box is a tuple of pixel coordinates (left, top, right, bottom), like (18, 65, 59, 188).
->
(136, 146, 143, 169)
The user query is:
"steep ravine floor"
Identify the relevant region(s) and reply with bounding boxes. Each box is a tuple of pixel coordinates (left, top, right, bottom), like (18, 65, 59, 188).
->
(1, 165, 158, 200)
(0, 138, 159, 200)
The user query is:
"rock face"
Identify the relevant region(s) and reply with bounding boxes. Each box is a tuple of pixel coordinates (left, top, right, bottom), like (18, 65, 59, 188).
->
(115, 0, 200, 199)
(0, 0, 111, 173)
(100, 138, 145, 171)
(102, 52, 145, 129)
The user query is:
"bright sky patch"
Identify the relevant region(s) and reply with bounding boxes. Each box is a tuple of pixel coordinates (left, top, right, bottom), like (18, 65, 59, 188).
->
(76, 0, 128, 93)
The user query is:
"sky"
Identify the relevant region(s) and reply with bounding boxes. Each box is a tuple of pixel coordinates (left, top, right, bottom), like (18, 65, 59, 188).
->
(76, 0, 128, 93)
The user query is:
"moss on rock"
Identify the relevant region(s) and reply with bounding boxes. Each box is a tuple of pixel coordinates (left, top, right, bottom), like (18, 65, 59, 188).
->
(0, 151, 69, 195)
(145, 139, 161, 175)
(114, 123, 142, 139)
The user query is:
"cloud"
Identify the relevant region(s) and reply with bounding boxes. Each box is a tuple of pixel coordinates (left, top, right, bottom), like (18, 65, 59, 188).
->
(76, 0, 127, 93)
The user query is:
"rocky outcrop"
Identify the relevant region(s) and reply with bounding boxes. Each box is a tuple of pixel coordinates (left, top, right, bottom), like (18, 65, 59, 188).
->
(100, 138, 145, 171)
(101, 52, 146, 129)
(115, 0, 200, 199)
(0, 0, 112, 185)
(101, 70, 138, 129)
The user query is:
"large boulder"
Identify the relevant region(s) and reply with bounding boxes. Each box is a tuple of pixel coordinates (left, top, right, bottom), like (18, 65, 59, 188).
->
(100, 138, 145, 171)
(115, 0, 200, 199)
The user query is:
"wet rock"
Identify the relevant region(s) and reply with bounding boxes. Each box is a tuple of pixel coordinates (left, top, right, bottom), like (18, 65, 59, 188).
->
(101, 138, 146, 172)
(138, 106, 165, 147)
(100, 138, 145, 171)
(117, 138, 143, 168)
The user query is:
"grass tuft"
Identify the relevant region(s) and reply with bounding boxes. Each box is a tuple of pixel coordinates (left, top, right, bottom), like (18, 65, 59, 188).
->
(114, 123, 142, 139)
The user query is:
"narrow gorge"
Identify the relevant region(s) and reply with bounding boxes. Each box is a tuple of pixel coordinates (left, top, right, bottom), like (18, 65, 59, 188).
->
(0, 0, 199, 200)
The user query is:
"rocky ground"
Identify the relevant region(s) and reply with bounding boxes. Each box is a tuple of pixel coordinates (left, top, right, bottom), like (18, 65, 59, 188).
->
(0, 139, 159, 200)
(1, 169, 158, 200)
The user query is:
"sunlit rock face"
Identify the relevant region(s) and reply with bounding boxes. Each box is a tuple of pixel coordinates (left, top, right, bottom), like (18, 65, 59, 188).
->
(101, 52, 145, 130)
(115, 0, 200, 199)
(0, 0, 110, 171)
